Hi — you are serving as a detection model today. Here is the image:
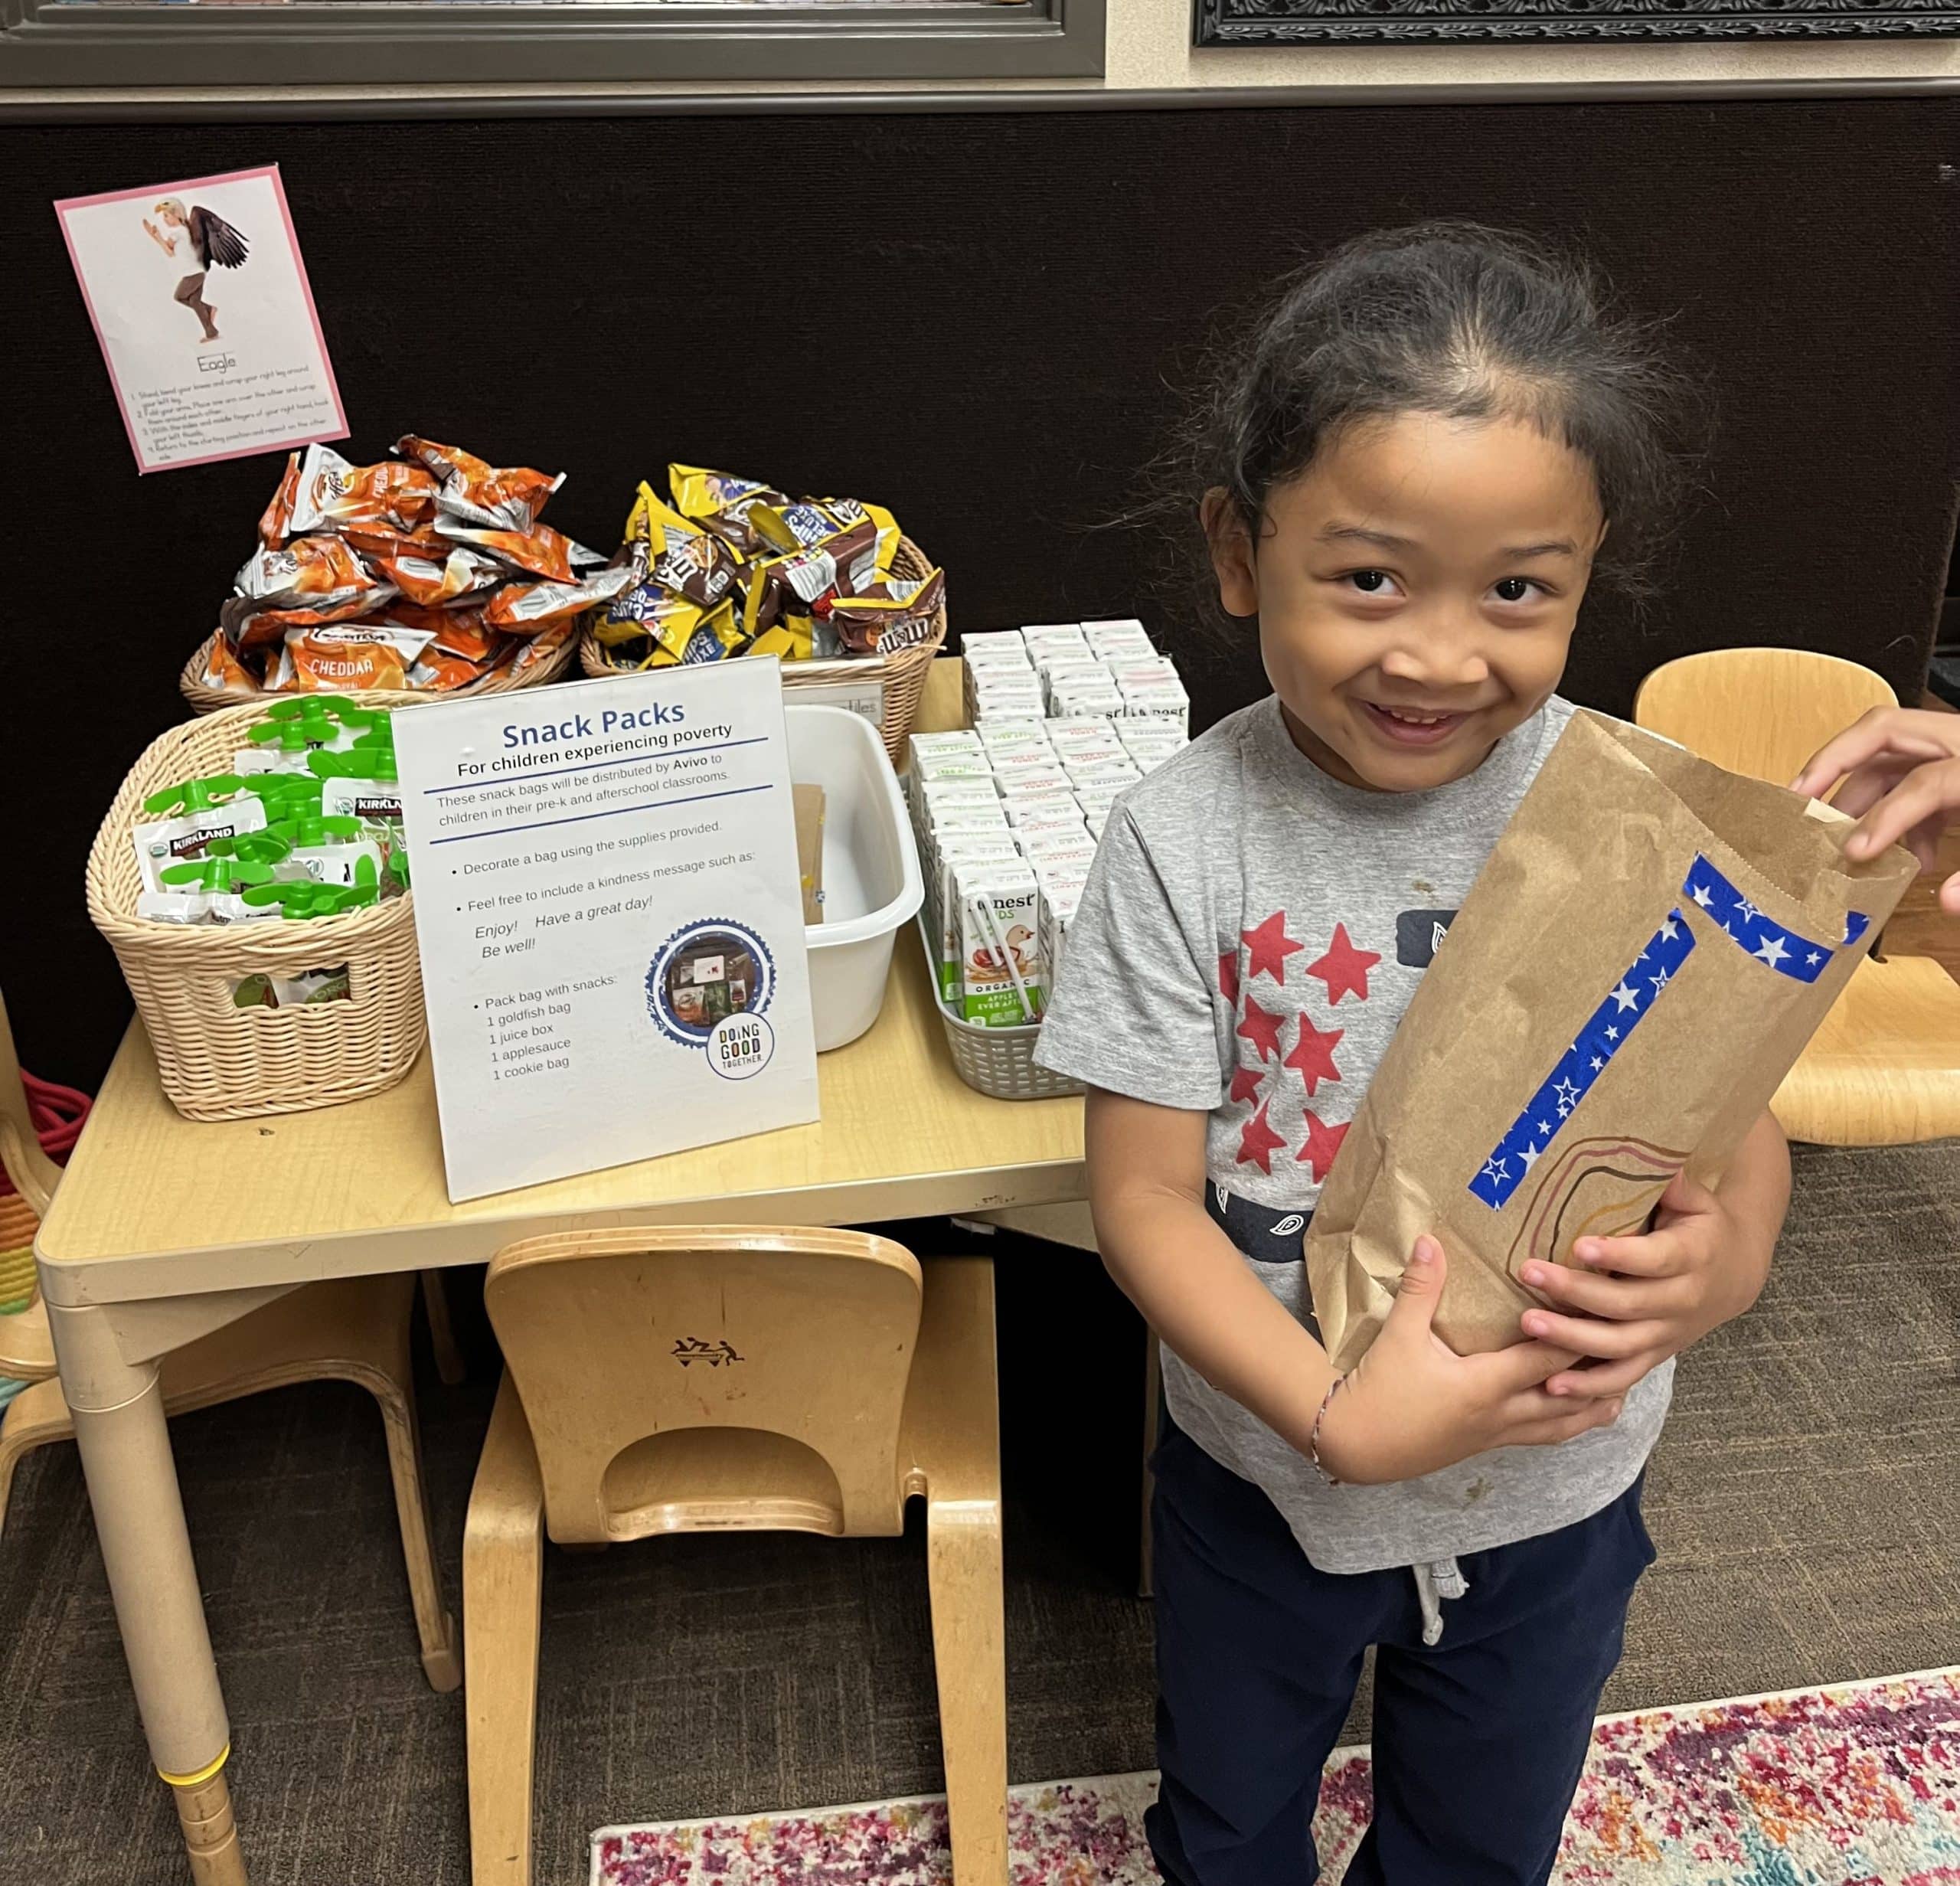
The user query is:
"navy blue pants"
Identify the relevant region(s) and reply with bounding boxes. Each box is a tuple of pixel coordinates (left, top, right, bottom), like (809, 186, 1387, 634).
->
(1146, 1419, 1655, 1886)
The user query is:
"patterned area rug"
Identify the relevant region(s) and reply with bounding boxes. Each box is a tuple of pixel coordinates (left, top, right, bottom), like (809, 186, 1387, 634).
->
(593, 1668, 1960, 1885)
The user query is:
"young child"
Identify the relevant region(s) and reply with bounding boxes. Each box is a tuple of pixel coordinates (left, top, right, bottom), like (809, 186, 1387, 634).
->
(1034, 224, 1792, 1886)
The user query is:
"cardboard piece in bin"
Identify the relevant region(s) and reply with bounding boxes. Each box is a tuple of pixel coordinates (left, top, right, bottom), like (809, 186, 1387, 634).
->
(794, 783, 825, 927)
(1304, 710, 1919, 1371)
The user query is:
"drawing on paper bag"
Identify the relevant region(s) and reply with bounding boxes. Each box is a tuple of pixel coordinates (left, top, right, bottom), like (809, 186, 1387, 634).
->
(1501, 1133, 1689, 1282)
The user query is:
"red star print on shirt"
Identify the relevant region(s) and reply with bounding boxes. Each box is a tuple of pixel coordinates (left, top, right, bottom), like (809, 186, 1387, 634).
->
(1298, 1108, 1349, 1183)
(1237, 1101, 1288, 1175)
(1236, 993, 1286, 1064)
(1227, 1064, 1263, 1106)
(1305, 923, 1381, 1006)
(1282, 1015, 1343, 1097)
(1219, 950, 1240, 1007)
(1240, 912, 1304, 984)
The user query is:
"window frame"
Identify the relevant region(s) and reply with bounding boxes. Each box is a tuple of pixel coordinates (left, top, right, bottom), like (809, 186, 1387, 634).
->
(0, 0, 1105, 88)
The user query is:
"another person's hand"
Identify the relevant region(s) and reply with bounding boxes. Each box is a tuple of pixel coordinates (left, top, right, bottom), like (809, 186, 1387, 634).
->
(1792, 705, 1960, 913)
(1315, 1235, 1625, 1486)
(1514, 1167, 1772, 1398)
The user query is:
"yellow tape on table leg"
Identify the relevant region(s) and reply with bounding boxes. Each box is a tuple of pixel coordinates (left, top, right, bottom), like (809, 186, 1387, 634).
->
(158, 1743, 230, 1789)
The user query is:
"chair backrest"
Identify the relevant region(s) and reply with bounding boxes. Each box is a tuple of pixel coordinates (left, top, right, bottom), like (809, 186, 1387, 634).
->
(484, 1225, 924, 1546)
(0, 989, 60, 1220)
(1633, 648, 1898, 787)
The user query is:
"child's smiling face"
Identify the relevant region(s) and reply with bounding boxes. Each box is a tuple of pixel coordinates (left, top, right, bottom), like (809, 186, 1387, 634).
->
(1205, 410, 1606, 793)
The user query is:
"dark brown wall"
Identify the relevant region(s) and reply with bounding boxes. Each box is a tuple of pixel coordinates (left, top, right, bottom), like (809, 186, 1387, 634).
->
(3, 97, 1954, 1088)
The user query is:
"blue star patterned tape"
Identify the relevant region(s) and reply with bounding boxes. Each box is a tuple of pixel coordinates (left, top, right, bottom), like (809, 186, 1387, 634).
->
(1468, 855, 1870, 1211)
(1682, 856, 1838, 984)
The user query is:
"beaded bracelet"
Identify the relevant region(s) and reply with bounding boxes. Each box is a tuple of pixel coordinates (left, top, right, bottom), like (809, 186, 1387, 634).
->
(1310, 1373, 1346, 1487)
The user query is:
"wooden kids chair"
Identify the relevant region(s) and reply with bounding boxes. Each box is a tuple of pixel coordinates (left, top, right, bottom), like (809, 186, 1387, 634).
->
(466, 1225, 1008, 1886)
(0, 988, 462, 1689)
(1635, 648, 1960, 1143)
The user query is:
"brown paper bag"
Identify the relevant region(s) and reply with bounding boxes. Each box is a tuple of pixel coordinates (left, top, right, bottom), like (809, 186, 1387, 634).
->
(1305, 710, 1918, 1371)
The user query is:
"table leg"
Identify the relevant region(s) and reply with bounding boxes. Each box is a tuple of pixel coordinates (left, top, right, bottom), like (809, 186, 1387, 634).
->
(48, 1299, 245, 1886)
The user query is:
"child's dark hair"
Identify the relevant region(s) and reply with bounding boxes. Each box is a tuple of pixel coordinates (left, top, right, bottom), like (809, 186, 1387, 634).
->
(1177, 221, 1703, 630)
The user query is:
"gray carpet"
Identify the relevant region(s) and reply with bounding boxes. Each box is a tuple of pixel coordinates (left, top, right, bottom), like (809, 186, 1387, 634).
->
(1, 1141, 1956, 1884)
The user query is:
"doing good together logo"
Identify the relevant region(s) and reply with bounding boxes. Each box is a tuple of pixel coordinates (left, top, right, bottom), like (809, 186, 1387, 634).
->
(645, 916, 777, 1079)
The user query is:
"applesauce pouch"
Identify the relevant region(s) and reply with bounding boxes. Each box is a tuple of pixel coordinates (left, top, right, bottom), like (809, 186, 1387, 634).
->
(132, 776, 269, 894)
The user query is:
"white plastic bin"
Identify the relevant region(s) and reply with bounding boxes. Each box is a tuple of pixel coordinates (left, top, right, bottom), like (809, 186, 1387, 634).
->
(786, 703, 924, 1052)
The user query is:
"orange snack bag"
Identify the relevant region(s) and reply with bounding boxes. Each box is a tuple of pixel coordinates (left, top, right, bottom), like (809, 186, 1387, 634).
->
(259, 452, 302, 547)
(404, 648, 497, 691)
(361, 600, 467, 638)
(269, 622, 435, 693)
(481, 561, 636, 633)
(337, 521, 446, 560)
(234, 534, 377, 606)
(509, 616, 576, 680)
(201, 636, 259, 693)
(368, 543, 505, 608)
(435, 521, 583, 584)
(430, 612, 502, 665)
(396, 435, 565, 533)
(288, 443, 439, 535)
(222, 587, 394, 651)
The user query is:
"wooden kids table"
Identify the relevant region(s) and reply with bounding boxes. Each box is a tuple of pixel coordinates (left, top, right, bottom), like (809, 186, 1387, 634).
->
(34, 660, 1087, 1885)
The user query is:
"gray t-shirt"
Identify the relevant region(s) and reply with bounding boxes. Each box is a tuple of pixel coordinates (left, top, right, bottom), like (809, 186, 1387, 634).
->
(1035, 693, 1671, 1574)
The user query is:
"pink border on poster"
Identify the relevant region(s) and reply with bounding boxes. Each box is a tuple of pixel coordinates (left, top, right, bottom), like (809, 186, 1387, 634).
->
(53, 163, 348, 476)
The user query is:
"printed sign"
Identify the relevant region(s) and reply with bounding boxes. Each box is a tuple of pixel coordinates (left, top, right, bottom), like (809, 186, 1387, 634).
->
(394, 661, 818, 1202)
(55, 165, 346, 475)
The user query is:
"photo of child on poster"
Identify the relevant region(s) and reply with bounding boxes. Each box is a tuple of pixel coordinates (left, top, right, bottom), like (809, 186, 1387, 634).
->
(142, 197, 250, 348)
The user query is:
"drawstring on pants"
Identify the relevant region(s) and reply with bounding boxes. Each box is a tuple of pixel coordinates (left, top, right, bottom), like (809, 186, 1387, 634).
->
(1413, 1557, 1469, 1646)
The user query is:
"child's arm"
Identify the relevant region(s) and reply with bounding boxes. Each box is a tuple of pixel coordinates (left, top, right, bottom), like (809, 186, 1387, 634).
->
(1515, 1107, 1791, 1397)
(1089, 1088, 1633, 1486)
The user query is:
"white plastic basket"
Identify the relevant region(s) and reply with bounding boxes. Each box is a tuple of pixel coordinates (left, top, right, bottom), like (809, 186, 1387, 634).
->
(787, 704, 923, 1053)
(913, 914, 1084, 1102)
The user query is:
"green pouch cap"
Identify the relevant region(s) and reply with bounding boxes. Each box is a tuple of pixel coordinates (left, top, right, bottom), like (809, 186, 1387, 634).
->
(158, 857, 276, 894)
(243, 775, 325, 813)
(203, 831, 295, 868)
(142, 774, 250, 817)
(307, 749, 400, 784)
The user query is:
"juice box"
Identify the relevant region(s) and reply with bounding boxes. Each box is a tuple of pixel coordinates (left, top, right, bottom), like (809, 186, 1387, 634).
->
(954, 860, 1044, 1027)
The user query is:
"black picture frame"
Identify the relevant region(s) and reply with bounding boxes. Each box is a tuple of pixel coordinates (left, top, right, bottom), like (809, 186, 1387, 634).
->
(1194, 0, 1960, 45)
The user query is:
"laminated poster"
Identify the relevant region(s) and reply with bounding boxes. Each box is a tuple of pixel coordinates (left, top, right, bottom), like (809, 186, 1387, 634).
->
(394, 661, 820, 1203)
(55, 165, 347, 475)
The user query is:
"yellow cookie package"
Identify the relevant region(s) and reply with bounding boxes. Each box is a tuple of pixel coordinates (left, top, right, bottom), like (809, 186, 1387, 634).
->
(1305, 711, 1918, 1371)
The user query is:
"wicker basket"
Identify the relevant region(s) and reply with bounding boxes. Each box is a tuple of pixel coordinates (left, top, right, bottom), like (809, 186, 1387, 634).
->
(85, 702, 426, 1121)
(581, 534, 947, 768)
(179, 616, 580, 714)
(913, 917, 1083, 1103)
